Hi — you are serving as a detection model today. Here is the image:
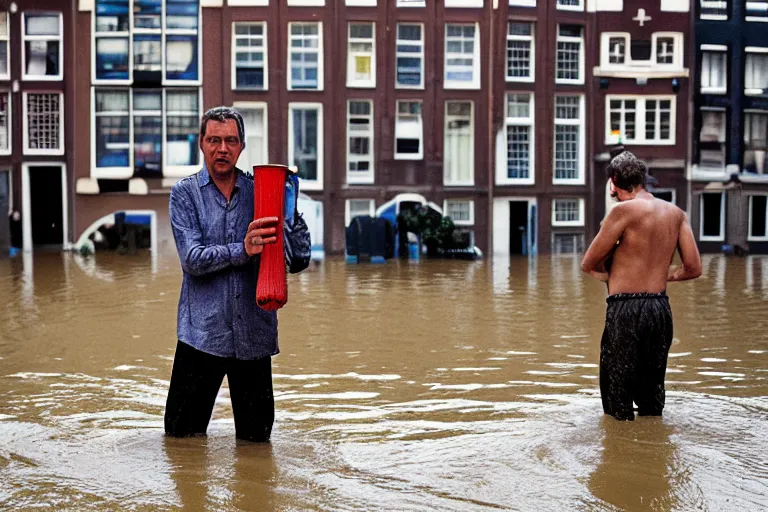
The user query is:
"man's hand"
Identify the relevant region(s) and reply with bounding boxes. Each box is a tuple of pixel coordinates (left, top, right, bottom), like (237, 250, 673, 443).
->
(244, 217, 279, 257)
(589, 270, 609, 282)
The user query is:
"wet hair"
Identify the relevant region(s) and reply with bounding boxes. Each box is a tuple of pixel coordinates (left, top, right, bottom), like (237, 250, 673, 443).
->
(605, 149, 648, 192)
(199, 106, 246, 148)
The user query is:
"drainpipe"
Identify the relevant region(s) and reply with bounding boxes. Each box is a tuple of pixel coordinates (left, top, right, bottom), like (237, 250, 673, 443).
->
(69, 0, 77, 250)
(486, 0, 496, 259)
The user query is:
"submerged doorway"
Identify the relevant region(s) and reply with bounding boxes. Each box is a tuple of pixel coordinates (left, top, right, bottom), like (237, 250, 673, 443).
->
(22, 164, 68, 252)
(509, 200, 529, 255)
(0, 170, 9, 253)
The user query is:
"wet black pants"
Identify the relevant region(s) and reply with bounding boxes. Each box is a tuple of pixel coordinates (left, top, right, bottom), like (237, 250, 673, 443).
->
(599, 292, 673, 421)
(164, 340, 274, 442)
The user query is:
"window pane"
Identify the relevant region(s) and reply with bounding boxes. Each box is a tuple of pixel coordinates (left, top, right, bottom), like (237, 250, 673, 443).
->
(134, 114, 162, 175)
(507, 126, 530, 179)
(95, 90, 130, 168)
(24, 41, 60, 77)
(26, 93, 61, 151)
(96, 37, 130, 80)
(166, 0, 199, 30)
(95, 0, 129, 32)
(166, 115, 199, 166)
(134, 0, 161, 29)
(293, 109, 319, 181)
(134, 35, 161, 72)
(0, 93, 8, 151)
(166, 35, 198, 81)
(25, 15, 59, 36)
(0, 41, 7, 76)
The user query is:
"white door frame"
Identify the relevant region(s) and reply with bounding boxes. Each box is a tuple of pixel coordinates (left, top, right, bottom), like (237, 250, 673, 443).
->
(492, 196, 538, 256)
(21, 162, 69, 253)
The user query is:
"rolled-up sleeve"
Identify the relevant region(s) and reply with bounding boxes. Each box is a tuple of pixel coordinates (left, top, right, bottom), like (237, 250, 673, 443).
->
(170, 183, 250, 276)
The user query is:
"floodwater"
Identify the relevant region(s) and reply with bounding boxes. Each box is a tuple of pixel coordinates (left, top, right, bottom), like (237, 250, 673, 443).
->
(0, 249, 767, 511)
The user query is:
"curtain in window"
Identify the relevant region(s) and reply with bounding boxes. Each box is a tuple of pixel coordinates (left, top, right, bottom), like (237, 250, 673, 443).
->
(445, 119, 472, 183)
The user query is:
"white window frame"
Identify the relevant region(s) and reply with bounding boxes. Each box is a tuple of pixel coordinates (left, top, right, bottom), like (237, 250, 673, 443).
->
(287, 22, 323, 91)
(395, 23, 424, 89)
(745, 47, 768, 96)
(91, 0, 203, 86)
(22, 92, 65, 156)
(227, 0, 269, 5)
(232, 101, 269, 175)
(0, 90, 10, 156)
(288, 102, 324, 191)
(346, 99, 374, 185)
(555, 25, 584, 85)
(700, 44, 728, 94)
(90, 88, 203, 179)
(345, 198, 375, 226)
(699, 191, 726, 242)
(287, 0, 325, 5)
(509, 0, 536, 6)
(394, 100, 423, 160)
(556, 0, 583, 12)
(506, 22, 534, 83)
(444, 101, 475, 186)
(649, 187, 677, 204)
(0, 12, 10, 81)
(231, 22, 268, 91)
(748, 194, 768, 242)
(22, 12, 64, 81)
(398, 0, 426, 6)
(599, 32, 684, 70)
(551, 198, 585, 227)
(605, 95, 676, 145)
(746, 0, 768, 22)
(346, 0, 377, 5)
(445, 0, 484, 6)
(444, 23, 480, 89)
(500, 92, 535, 185)
(443, 199, 475, 226)
(347, 22, 376, 89)
(553, 95, 585, 185)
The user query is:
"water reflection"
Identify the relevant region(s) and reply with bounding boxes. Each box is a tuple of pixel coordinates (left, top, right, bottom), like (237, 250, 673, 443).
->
(588, 417, 679, 511)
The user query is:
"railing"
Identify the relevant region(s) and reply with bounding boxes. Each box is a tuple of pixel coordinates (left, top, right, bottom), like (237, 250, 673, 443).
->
(700, 0, 728, 18)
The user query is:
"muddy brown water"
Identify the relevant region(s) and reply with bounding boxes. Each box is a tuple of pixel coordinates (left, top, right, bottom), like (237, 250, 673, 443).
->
(0, 250, 766, 511)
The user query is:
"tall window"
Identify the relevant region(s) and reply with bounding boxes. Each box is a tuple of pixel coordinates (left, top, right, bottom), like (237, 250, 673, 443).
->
(698, 109, 726, 169)
(552, 198, 584, 227)
(395, 100, 423, 160)
(701, 48, 727, 93)
(554, 95, 583, 183)
(235, 104, 268, 174)
(700, 192, 725, 241)
(94, 0, 200, 84)
(289, 23, 322, 90)
(396, 24, 423, 88)
(744, 112, 768, 175)
(0, 92, 9, 154)
(23, 13, 62, 80)
(444, 101, 474, 186)
(556, 25, 583, 84)
(506, 22, 534, 82)
(599, 33, 683, 70)
(347, 100, 374, 184)
(288, 103, 323, 189)
(0, 13, 9, 79)
(347, 23, 375, 88)
(233, 23, 267, 90)
(23, 93, 63, 155)
(503, 93, 534, 184)
(606, 96, 674, 145)
(749, 195, 768, 241)
(92, 89, 200, 178)
(444, 24, 479, 89)
(745, 50, 768, 95)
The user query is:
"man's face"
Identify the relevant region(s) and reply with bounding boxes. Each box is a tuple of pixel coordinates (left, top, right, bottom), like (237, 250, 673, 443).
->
(200, 119, 244, 178)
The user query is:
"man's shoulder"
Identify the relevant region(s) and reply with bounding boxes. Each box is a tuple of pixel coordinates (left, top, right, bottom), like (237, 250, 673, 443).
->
(171, 171, 203, 194)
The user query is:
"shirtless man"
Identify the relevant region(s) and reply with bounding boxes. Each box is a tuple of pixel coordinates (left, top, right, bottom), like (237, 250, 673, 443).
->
(581, 151, 702, 421)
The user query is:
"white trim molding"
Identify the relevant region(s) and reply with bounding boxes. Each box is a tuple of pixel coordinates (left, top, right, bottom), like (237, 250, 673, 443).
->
(605, 95, 676, 146)
(232, 100, 269, 174)
(22, 91, 65, 156)
(443, 198, 475, 226)
(551, 197, 585, 227)
(22, 12, 64, 82)
(748, 193, 768, 242)
(345, 198, 376, 226)
(288, 102, 324, 191)
(699, 191, 726, 242)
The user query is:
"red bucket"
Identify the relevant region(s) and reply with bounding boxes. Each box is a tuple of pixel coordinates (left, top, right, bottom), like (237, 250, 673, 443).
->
(253, 164, 289, 310)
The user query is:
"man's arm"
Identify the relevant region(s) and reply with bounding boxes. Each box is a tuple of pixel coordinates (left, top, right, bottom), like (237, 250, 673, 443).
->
(170, 183, 252, 276)
(581, 205, 629, 274)
(667, 213, 703, 282)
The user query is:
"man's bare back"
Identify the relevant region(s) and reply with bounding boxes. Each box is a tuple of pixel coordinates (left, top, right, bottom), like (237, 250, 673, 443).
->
(581, 191, 702, 294)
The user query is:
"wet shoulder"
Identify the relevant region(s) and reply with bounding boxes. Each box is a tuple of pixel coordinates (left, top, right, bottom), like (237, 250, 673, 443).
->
(171, 174, 199, 196)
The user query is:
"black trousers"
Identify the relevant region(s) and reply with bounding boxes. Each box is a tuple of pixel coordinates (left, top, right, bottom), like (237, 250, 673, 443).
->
(164, 340, 275, 442)
(599, 292, 674, 421)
